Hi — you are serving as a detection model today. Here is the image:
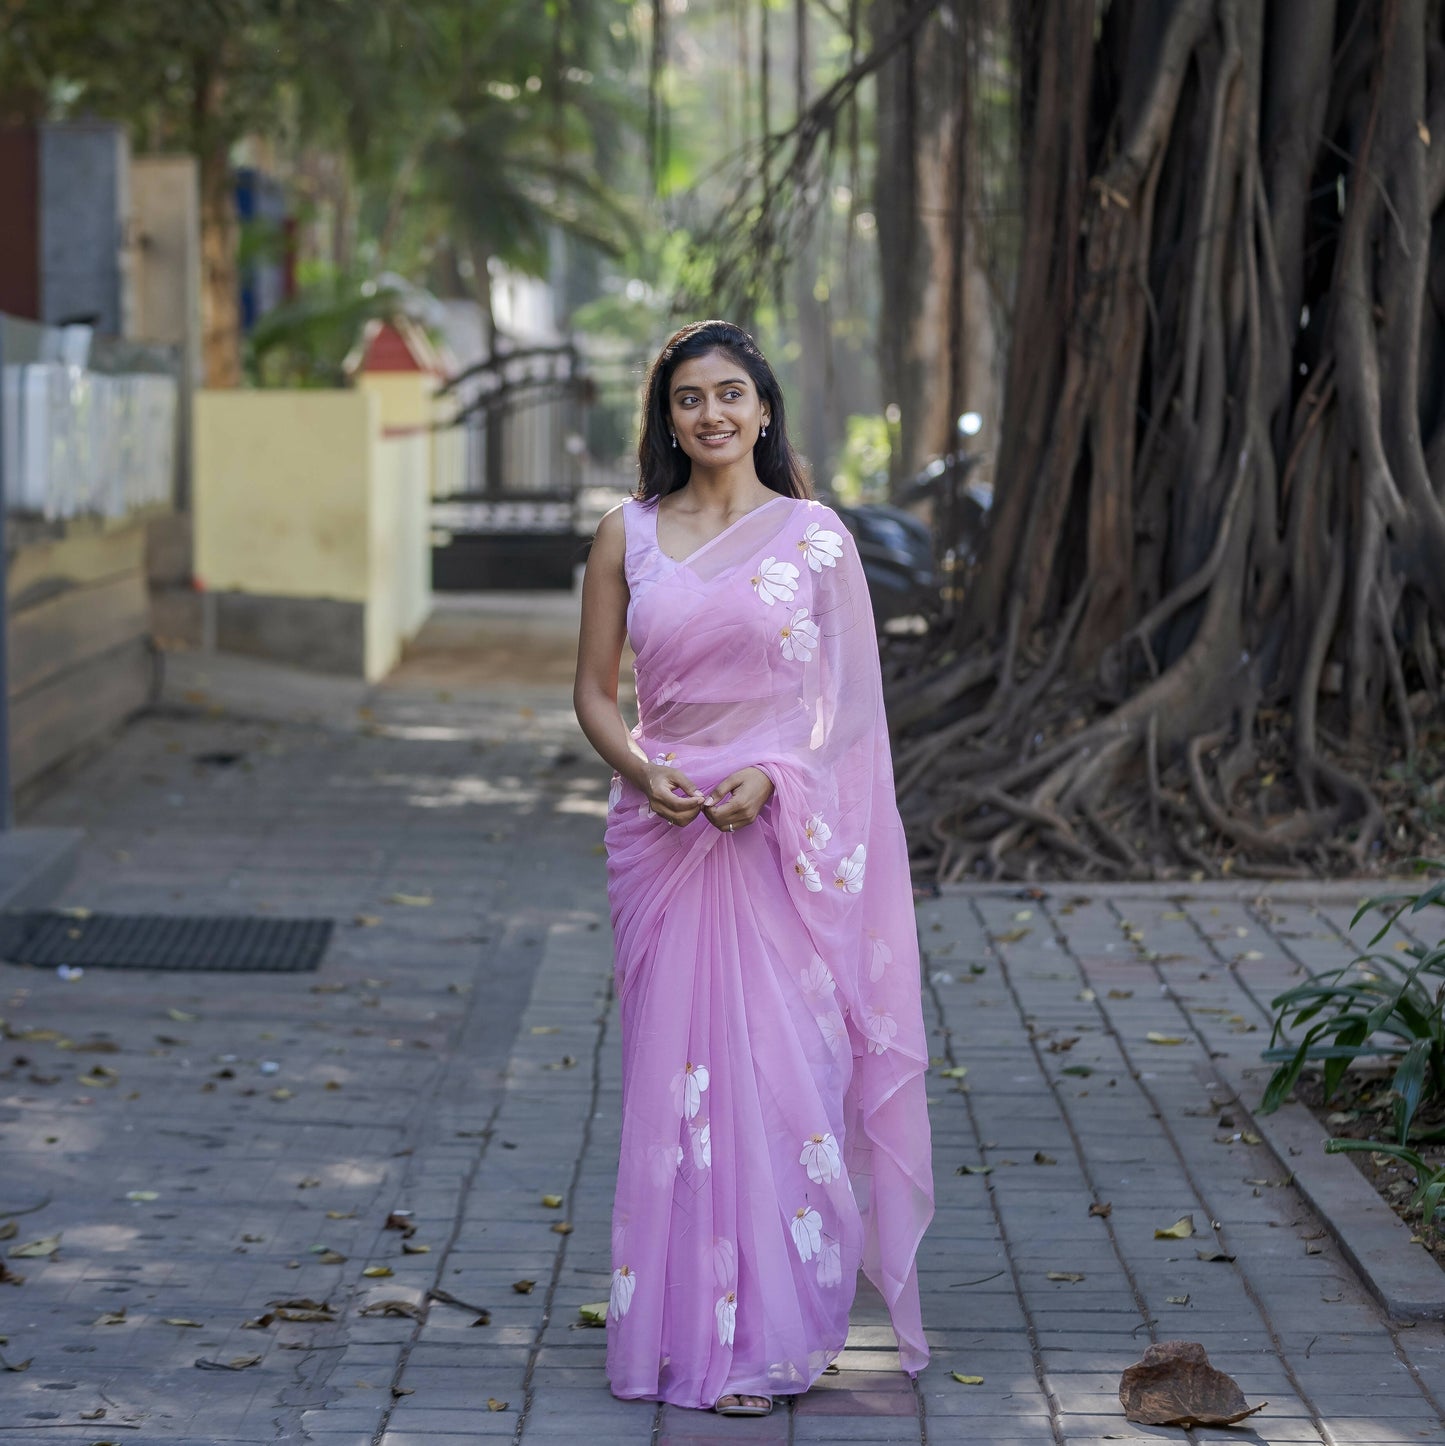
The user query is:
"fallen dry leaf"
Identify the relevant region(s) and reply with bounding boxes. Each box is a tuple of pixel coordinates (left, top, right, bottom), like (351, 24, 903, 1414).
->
(578, 1302, 607, 1326)
(93, 1310, 127, 1326)
(401, 1241, 430, 1255)
(1047, 1272, 1085, 1283)
(269, 1298, 337, 1323)
(992, 927, 1031, 944)
(363, 1266, 394, 1278)
(125, 1190, 158, 1202)
(1107, 988, 1134, 999)
(541, 1194, 564, 1209)
(951, 1372, 985, 1385)
(551, 1221, 574, 1235)
(0, 1351, 32, 1371)
(512, 1280, 536, 1295)
(1167, 1295, 1190, 1305)
(1089, 1202, 1113, 1219)
(487, 1397, 509, 1411)
(1146, 1032, 1187, 1046)
(1119, 1339, 1265, 1427)
(938, 1066, 967, 1079)
(956, 1164, 993, 1176)
(317, 1251, 347, 1265)
(1196, 1249, 1237, 1263)
(195, 1354, 262, 1371)
(1033, 1152, 1058, 1166)
(165, 1318, 203, 1327)
(0, 1222, 15, 1241)
(386, 893, 433, 908)
(1154, 1216, 1194, 1240)
(360, 1300, 424, 1319)
(0, 1262, 24, 1286)
(10, 1234, 60, 1259)
(79, 1407, 105, 1420)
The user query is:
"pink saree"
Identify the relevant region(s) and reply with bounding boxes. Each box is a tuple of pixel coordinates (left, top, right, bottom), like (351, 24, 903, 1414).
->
(603, 494, 934, 1408)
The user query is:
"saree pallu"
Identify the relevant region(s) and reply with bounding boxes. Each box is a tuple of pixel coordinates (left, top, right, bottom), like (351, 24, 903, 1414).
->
(604, 494, 933, 1408)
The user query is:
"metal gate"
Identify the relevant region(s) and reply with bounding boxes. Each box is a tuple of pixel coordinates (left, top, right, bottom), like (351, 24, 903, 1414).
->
(432, 345, 591, 590)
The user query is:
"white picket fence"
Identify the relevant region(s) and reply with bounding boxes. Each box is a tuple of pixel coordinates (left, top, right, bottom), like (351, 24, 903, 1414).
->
(2, 362, 177, 519)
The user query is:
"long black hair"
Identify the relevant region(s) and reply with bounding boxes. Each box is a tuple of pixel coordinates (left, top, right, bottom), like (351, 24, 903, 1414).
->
(635, 320, 811, 502)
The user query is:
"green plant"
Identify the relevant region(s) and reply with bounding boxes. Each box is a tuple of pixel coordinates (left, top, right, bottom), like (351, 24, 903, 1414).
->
(1324, 1139, 1445, 1228)
(1259, 859, 1445, 1143)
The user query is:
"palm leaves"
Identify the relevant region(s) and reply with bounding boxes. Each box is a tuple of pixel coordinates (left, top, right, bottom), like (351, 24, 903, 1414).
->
(1261, 861, 1445, 1147)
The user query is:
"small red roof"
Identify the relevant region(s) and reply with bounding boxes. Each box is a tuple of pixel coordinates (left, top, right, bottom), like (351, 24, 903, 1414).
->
(351, 316, 445, 377)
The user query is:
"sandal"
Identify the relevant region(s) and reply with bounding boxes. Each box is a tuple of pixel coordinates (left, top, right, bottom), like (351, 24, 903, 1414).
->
(714, 1392, 773, 1417)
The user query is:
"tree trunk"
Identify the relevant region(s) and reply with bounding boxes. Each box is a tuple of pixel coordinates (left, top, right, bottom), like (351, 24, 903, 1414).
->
(872, 0, 1002, 495)
(894, 0, 1445, 882)
(198, 137, 241, 389)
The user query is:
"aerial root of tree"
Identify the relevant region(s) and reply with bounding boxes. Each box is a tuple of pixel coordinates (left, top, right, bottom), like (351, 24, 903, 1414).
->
(889, 0, 1445, 882)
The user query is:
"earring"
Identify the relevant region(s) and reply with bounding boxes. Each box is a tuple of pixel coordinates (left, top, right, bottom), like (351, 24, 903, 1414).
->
(760, 423, 769, 438)
(670, 433, 677, 448)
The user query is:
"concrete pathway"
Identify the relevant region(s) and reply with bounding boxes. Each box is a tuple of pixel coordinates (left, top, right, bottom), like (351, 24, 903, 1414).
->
(0, 598, 1442, 1444)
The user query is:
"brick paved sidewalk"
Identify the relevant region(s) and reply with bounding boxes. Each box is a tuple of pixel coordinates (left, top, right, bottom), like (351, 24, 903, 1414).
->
(2, 634, 1444, 1443)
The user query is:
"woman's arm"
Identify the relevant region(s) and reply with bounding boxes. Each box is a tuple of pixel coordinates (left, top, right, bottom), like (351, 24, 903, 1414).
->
(573, 507, 705, 826)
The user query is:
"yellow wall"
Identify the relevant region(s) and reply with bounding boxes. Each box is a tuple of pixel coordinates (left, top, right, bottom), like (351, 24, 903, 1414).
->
(194, 389, 433, 682)
(358, 369, 467, 498)
(195, 390, 377, 601)
(357, 370, 434, 431)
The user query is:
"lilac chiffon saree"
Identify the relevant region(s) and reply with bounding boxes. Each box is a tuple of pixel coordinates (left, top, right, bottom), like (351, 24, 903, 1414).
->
(603, 494, 934, 1409)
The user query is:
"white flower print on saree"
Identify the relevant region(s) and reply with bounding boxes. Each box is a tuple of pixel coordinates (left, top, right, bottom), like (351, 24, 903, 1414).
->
(712, 1237, 737, 1289)
(833, 843, 867, 893)
(817, 1010, 847, 1053)
(715, 1291, 738, 1346)
(803, 812, 832, 850)
(789, 1206, 823, 1262)
(690, 1121, 712, 1170)
(816, 1240, 843, 1288)
(800, 1131, 842, 1184)
(751, 557, 799, 605)
(779, 607, 820, 662)
(610, 1265, 636, 1320)
(797, 522, 845, 571)
(864, 1004, 898, 1054)
(794, 852, 822, 892)
(869, 934, 893, 982)
(799, 954, 835, 998)
(670, 1062, 710, 1119)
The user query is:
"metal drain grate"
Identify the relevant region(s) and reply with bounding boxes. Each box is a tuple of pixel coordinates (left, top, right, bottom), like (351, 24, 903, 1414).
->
(0, 912, 333, 972)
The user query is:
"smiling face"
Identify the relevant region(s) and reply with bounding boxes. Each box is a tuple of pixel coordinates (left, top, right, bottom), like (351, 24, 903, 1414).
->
(667, 349, 770, 467)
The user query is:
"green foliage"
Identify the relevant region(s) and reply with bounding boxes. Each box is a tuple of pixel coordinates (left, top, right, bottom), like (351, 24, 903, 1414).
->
(1324, 1139, 1445, 1229)
(0, 0, 645, 279)
(244, 276, 404, 389)
(830, 415, 893, 505)
(1260, 860, 1445, 1143)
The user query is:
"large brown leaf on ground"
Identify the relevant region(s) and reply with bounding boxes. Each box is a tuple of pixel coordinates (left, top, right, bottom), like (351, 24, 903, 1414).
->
(1120, 1340, 1266, 1427)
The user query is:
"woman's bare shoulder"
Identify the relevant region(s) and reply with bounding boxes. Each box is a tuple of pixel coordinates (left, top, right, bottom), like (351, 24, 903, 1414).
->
(593, 501, 629, 551)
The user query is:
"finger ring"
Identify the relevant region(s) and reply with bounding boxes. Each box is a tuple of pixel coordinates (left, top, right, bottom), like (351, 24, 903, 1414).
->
(727, 823, 735, 832)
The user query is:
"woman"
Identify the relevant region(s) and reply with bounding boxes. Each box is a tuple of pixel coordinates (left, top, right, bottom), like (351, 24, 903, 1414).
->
(573, 319, 933, 1417)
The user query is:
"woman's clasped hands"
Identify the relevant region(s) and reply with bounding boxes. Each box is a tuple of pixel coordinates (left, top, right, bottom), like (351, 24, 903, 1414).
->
(640, 760, 774, 833)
